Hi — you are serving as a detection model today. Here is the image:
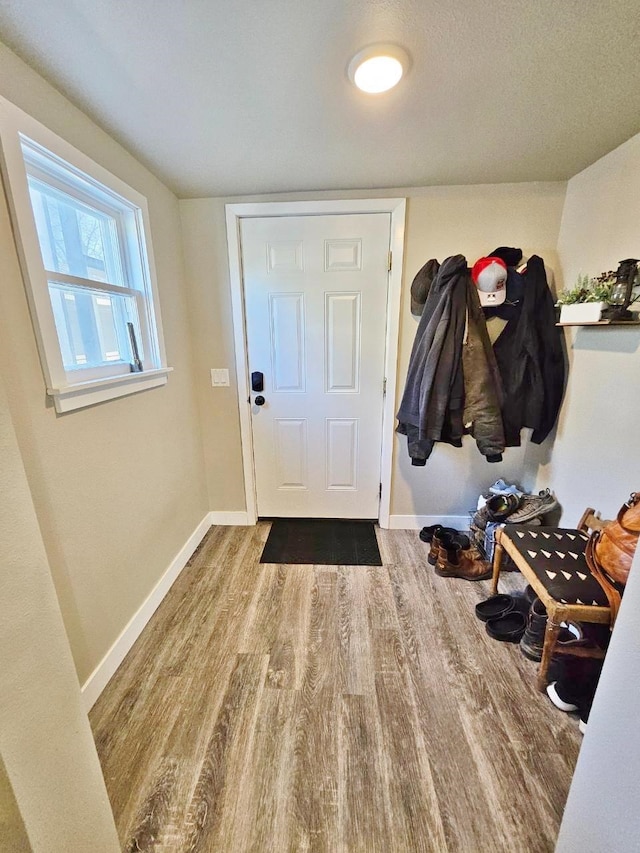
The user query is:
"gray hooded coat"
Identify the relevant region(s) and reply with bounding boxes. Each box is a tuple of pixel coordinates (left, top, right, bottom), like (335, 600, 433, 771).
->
(396, 255, 467, 464)
(397, 254, 505, 465)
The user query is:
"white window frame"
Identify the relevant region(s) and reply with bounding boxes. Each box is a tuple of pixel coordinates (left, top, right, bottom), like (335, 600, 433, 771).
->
(0, 96, 171, 412)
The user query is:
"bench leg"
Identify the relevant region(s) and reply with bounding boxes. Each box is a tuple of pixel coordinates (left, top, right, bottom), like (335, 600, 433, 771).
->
(537, 618, 562, 692)
(491, 539, 504, 596)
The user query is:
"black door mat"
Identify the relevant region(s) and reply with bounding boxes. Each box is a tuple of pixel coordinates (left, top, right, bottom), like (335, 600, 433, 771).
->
(260, 519, 382, 566)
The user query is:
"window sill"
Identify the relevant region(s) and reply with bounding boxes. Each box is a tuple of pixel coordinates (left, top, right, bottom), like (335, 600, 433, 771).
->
(47, 367, 173, 413)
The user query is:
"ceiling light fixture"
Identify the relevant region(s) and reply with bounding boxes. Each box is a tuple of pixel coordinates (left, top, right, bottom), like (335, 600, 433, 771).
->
(348, 44, 409, 94)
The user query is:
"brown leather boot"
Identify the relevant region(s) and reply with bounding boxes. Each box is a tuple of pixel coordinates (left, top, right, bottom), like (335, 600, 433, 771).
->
(428, 527, 458, 565)
(435, 540, 492, 581)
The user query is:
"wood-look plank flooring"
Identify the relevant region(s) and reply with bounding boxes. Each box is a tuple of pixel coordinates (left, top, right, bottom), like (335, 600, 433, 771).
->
(90, 524, 582, 852)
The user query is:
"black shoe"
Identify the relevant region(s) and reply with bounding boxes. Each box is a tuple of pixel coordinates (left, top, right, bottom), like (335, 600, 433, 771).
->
(546, 680, 580, 712)
(547, 658, 604, 724)
(475, 594, 514, 622)
(486, 611, 527, 643)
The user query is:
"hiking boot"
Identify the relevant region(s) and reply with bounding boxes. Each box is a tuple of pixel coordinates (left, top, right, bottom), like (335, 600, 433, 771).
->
(472, 502, 553, 531)
(486, 492, 521, 521)
(435, 539, 492, 581)
(427, 527, 459, 565)
(520, 598, 548, 660)
(507, 489, 558, 523)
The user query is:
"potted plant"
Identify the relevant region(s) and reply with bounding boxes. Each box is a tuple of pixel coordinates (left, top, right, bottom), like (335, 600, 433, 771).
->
(556, 272, 615, 323)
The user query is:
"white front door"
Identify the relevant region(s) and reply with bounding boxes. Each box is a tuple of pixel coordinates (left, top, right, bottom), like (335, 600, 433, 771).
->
(240, 213, 390, 518)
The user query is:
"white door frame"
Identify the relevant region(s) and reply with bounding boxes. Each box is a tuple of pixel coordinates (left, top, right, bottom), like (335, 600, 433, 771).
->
(225, 198, 406, 528)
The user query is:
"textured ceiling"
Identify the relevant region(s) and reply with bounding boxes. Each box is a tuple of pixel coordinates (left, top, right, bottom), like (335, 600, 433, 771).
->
(0, 0, 639, 197)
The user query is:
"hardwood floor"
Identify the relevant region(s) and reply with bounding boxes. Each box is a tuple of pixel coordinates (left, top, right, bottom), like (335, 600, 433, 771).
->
(90, 524, 582, 852)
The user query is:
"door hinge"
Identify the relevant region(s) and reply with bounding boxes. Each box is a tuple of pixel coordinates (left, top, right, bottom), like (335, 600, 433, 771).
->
(379, 483, 382, 499)
(383, 377, 387, 397)
(387, 251, 392, 272)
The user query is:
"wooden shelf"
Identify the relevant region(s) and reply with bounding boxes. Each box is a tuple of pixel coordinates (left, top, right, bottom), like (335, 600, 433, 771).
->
(556, 319, 640, 327)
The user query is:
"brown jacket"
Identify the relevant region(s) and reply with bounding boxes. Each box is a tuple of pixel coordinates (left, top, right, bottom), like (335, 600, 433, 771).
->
(462, 279, 505, 461)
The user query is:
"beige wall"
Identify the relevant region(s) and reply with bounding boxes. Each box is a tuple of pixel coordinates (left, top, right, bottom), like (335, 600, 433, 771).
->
(0, 42, 208, 685)
(529, 131, 640, 523)
(180, 198, 247, 511)
(180, 182, 566, 520)
(0, 372, 119, 851)
(0, 755, 31, 852)
(394, 184, 565, 517)
(554, 148, 640, 840)
(556, 544, 640, 851)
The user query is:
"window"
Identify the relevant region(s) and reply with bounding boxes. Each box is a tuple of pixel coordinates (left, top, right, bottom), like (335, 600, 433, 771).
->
(0, 97, 170, 411)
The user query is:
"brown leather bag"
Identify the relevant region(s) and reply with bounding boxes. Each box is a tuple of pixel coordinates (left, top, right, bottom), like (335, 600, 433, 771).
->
(585, 492, 640, 623)
(596, 491, 640, 585)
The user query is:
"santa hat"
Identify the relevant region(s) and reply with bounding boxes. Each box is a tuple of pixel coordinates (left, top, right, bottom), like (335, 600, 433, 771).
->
(471, 257, 507, 307)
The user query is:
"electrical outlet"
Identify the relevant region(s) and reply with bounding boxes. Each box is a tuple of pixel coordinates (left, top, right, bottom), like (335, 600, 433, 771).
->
(211, 368, 230, 387)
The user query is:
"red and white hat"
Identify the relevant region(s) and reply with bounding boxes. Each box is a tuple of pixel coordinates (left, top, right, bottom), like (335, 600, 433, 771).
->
(471, 257, 507, 306)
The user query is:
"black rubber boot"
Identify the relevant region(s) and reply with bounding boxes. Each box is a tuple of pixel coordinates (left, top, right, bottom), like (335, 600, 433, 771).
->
(520, 598, 548, 661)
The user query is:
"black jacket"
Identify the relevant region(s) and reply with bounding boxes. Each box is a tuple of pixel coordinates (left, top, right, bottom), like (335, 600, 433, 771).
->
(492, 255, 565, 445)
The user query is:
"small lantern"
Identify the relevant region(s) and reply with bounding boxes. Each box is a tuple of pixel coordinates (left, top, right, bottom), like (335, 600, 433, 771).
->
(602, 258, 639, 320)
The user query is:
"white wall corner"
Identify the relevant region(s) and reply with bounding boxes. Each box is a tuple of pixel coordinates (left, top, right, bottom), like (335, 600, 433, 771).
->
(388, 514, 471, 530)
(81, 513, 213, 711)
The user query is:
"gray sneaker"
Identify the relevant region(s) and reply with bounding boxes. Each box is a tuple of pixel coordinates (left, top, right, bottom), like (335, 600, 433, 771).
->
(506, 489, 557, 523)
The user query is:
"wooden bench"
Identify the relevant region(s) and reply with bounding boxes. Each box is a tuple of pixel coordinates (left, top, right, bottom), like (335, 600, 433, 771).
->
(491, 508, 612, 691)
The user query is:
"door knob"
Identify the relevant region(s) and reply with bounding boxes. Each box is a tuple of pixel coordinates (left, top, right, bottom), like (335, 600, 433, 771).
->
(254, 395, 266, 406)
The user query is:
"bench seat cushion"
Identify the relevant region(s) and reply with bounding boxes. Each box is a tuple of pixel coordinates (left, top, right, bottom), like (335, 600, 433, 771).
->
(502, 526, 609, 607)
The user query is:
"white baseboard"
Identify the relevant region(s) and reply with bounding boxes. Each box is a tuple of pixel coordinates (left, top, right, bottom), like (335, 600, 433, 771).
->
(388, 514, 470, 530)
(81, 513, 212, 712)
(209, 510, 250, 525)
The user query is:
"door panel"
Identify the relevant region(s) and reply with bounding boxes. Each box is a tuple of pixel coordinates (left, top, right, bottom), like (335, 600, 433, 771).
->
(241, 213, 390, 518)
(274, 418, 308, 489)
(326, 418, 358, 490)
(268, 293, 305, 391)
(325, 292, 361, 392)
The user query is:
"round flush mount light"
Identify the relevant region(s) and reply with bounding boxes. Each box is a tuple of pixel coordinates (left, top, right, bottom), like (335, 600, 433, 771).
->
(348, 44, 409, 94)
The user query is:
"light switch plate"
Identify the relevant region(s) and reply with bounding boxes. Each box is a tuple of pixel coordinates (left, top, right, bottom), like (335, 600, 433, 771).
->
(211, 368, 230, 387)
